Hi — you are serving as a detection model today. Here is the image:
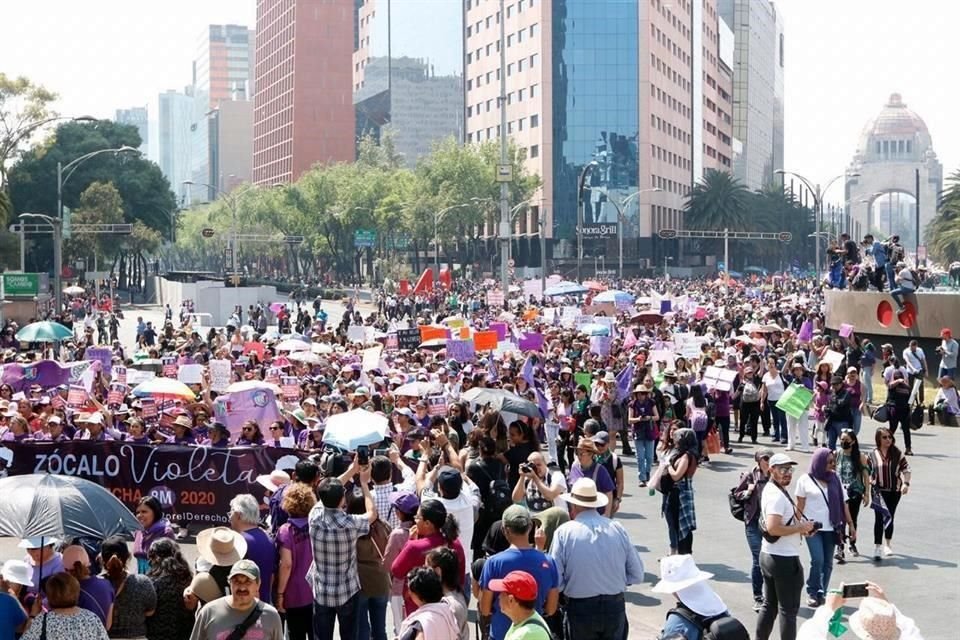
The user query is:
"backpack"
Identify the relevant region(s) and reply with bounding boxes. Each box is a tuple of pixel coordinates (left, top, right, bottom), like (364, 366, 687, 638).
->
(668, 605, 750, 640)
(366, 518, 392, 558)
(740, 380, 760, 403)
(727, 486, 746, 522)
(471, 460, 513, 518)
(689, 407, 709, 432)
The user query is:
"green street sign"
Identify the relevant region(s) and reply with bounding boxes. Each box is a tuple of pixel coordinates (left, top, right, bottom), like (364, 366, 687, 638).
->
(62, 207, 72, 239)
(354, 229, 377, 248)
(1, 273, 40, 297)
(389, 235, 411, 249)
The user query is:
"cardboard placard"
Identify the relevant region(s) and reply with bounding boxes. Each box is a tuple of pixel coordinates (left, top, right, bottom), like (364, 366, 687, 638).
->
(281, 376, 301, 401)
(161, 356, 178, 379)
(489, 322, 508, 341)
(518, 332, 544, 352)
(265, 367, 282, 386)
(473, 331, 498, 352)
(113, 366, 127, 386)
(347, 325, 367, 343)
(839, 323, 854, 338)
(177, 364, 204, 385)
(447, 339, 476, 363)
(702, 366, 738, 392)
(67, 385, 87, 409)
(107, 383, 126, 408)
(820, 349, 845, 373)
(140, 398, 157, 422)
(426, 395, 447, 417)
(209, 359, 232, 392)
(396, 328, 421, 351)
(385, 333, 399, 351)
(574, 372, 592, 389)
(362, 345, 384, 372)
(776, 383, 815, 420)
(419, 325, 447, 343)
(486, 290, 504, 307)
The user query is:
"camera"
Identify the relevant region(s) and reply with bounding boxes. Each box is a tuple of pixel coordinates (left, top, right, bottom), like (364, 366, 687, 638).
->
(519, 462, 534, 474)
(810, 521, 823, 532)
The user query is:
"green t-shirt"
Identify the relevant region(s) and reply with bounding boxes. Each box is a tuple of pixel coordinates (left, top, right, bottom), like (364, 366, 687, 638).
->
(505, 612, 552, 640)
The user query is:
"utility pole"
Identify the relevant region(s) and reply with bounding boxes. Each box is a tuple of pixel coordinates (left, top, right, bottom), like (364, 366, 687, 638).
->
(497, 0, 510, 307)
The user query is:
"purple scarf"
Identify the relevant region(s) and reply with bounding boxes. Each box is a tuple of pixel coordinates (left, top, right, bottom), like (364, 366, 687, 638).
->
(809, 449, 845, 529)
(134, 519, 173, 559)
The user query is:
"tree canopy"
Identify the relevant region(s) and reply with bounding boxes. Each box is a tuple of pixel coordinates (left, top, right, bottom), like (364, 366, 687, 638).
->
(926, 169, 960, 265)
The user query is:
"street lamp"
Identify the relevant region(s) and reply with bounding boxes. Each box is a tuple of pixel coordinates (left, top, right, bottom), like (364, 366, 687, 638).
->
(19, 213, 63, 315)
(576, 161, 600, 282)
(587, 187, 662, 280)
(775, 169, 860, 283)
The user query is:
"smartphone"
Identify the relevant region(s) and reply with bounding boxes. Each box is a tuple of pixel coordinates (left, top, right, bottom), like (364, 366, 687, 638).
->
(842, 582, 869, 599)
(373, 448, 389, 458)
(356, 445, 369, 466)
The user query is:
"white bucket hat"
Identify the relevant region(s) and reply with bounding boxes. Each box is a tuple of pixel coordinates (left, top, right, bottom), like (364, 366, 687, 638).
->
(652, 555, 726, 617)
(1, 559, 34, 587)
(849, 597, 907, 640)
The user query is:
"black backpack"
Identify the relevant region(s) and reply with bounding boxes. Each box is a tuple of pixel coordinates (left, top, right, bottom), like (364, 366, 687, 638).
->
(668, 605, 750, 640)
(471, 460, 513, 518)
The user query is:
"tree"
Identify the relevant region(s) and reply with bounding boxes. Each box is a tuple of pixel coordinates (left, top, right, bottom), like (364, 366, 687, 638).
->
(926, 169, 960, 264)
(683, 169, 752, 231)
(64, 181, 125, 267)
(0, 73, 58, 225)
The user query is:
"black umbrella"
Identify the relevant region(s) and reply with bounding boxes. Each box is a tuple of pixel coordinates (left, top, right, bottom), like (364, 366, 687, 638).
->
(0, 473, 142, 541)
(461, 387, 541, 418)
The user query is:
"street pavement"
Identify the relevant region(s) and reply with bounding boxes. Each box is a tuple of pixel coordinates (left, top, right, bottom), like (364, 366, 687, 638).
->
(2, 299, 956, 638)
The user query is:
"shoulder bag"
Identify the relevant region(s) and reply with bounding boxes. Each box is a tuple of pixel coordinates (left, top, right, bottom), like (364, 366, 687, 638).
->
(227, 602, 264, 640)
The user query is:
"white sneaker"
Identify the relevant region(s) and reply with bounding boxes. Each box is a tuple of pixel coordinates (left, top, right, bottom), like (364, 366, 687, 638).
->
(874, 545, 883, 560)
(785, 445, 794, 451)
(883, 543, 893, 558)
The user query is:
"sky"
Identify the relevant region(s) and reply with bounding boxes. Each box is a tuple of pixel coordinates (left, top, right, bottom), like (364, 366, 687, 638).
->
(2, 0, 956, 203)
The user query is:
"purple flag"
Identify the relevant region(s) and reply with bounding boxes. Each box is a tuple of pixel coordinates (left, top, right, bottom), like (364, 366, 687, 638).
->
(521, 355, 536, 389)
(616, 363, 635, 400)
(213, 387, 282, 440)
(518, 332, 544, 352)
(534, 385, 550, 419)
(1, 360, 94, 392)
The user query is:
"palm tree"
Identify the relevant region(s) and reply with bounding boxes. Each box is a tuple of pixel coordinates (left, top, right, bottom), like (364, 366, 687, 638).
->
(926, 169, 960, 264)
(683, 169, 752, 230)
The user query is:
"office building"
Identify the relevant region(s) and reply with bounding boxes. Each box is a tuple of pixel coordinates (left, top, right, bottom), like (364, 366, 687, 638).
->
(718, 0, 784, 190)
(189, 24, 256, 202)
(115, 107, 149, 155)
(154, 89, 194, 199)
(354, 0, 464, 164)
(209, 100, 254, 195)
(253, 0, 355, 186)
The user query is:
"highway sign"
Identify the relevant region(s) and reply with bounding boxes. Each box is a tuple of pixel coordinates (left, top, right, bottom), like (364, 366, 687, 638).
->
(201, 228, 215, 238)
(354, 229, 377, 248)
(777, 232, 793, 242)
(285, 235, 304, 245)
(658, 228, 678, 240)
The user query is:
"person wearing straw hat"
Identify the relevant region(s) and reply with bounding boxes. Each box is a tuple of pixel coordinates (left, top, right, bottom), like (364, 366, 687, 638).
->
(195, 527, 248, 597)
(549, 477, 643, 640)
(652, 555, 748, 640)
(797, 582, 922, 640)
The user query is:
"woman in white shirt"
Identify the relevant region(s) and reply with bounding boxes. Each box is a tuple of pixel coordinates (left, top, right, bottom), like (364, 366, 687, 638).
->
(761, 358, 788, 446)
(795, 449, 855, 608)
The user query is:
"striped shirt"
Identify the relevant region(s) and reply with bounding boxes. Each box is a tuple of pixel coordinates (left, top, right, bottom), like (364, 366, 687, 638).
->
(871, 449, 910, 491)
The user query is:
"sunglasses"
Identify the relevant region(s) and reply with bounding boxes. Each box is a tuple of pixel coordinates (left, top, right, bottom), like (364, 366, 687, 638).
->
(269, 426, 283, 431)
(242, 427, 254, 433)
(880, 435, 892, 441)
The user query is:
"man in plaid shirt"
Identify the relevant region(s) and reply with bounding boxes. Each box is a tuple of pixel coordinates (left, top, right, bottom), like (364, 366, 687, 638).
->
(307, 468, 377, 640)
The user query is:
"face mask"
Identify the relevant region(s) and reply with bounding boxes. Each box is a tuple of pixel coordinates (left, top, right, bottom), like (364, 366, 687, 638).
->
(263, 494, 271, 505)
(840, 441, 852, 450)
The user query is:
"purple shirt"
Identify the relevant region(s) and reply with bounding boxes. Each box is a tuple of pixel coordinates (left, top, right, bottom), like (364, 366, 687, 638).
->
(275, 518, 313, 608)
(241, 527, 276, 604)
(567, 462, 616, 514)
(77, 575, 115, 626)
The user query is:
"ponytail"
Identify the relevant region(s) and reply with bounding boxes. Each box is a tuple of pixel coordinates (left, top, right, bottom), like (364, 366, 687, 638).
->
(440, 513, 460, 546)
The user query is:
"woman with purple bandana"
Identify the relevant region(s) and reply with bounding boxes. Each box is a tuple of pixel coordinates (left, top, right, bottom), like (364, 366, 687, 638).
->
(133, 496, 174, 574)
(794, 448, 855, 607)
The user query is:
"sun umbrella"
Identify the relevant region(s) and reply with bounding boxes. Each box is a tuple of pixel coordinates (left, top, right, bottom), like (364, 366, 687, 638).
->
(276, 339, 310, 352)
(740, 322, 763, 333)
(226, 380, 282, 395)
(498, 311, 516, 322)
(760, 323, 784, 333)
(543, 281, 588, 297)
(131, 377, 197, 401)
(461, 387, 541, 418)
(579, 323, 611, 337)
(15, 321, 74, 343)
(0, 473, 142, 541)
(322, 410, 390, 451)
(268, 302, 288, 314)
(279, 333, 310, 343)
(287, 351, 322, 365)
(393, 381, 442, 397)
(593, 289, 635, 305)
(311, 342, 334, 354)
(62, 285, 86, 296)
(631, 311, 663, 325)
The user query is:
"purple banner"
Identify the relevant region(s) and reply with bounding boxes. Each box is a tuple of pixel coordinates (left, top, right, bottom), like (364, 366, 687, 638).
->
(489, 322, 508, 341)
(85, 347, 113, 377)
(213, 388, 282, 440)
(0, 360, 93, 392)
(518, 332, 544, 352)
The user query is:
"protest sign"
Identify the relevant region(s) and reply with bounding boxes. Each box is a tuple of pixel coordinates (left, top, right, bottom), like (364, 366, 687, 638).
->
(561, 307, 579, 328)
(446, 339, 476, 363)
(489, 322, 508, 341)
(574, 372, 592, 389)
(518, 332, 544, 352)
(589, 335, 612, 356)
(396, 328, 421, 351)
(820, 349, 845, 373)
(523, 279, 543, 301)
(347, 325, 367, 343)
(426, 395, 447, 417)
(107, 384, 126, 408)
(362, 345, 383, 372)
(66, 385, 87, 409)
(494, 341, 513, 358)
(648, 350, 676, 367)
(161, 356, 178, 378)
(178, 364, 204, 385)
(85, 347, 113, 377)
(113, 366, 127, 386)
(486, 290, 504, 307)
(473, 331, 498, 351)
(702, 366, 738, 392)
(385, 333, 399, 351)
(839, 323, 854, 338)
(419, 325, 447, 343)
(209, 360, 232, 392)
(281, 376, 301, 401)
(776, 384, 815, 420)
(265, 367, 282, 386)
(243, 342, 266, 359)
(213, 388, 282, 440)
(141, 398, 157, 422)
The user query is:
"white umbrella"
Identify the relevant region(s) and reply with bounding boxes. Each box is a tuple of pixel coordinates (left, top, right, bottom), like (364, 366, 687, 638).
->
(393, 381, 441, 397)
(227, 380, 282, 394)
(322, 410, 389, 451)
(63, 285, 86, 296)
(311, 342, 334, 354)
(276, 339, 310, 352)
(288, 351, 322, 365)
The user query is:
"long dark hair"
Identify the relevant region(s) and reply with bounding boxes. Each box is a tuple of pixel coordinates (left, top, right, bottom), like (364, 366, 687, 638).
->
(874, 427, 901, 468)
(842, 429, 864, 475)
(100, 536, 130, 590)
(419, 499, 459, 545)
(146, 538, 192, 585)
(690, 384, 707, 408)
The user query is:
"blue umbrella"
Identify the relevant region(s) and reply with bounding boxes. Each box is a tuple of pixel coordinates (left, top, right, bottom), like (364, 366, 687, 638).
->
(579, 323, 611, 336)
(593, 289, 635, 305)
(544, 281, 588, 296)
(15, 321, 73, 342)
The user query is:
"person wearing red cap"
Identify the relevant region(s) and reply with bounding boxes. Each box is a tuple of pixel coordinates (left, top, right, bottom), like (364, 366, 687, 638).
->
(936, 328, 957, 381)
(488, 571, 552, 640)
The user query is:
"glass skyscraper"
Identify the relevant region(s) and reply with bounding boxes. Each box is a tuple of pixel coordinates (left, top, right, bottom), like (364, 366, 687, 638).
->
(551, 0, 639, 239)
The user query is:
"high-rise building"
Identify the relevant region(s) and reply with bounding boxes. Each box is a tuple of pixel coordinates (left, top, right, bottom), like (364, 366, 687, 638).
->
(718, 0, 784, 190)
(464, 0, 732, 271)
(155, 90, 194, 200)
(253, 0, 356, 186)
(189, 24, 256, 202)
(114, 107, 149, 155)
(210, 100, 254, 195)
(353, 0, 464, 164)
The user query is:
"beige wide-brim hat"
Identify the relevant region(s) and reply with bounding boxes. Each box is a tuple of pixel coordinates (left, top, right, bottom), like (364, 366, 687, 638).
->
(196, 527, 247, 567)
(849, 597, 903, 640)
(560, 477, 609, 509)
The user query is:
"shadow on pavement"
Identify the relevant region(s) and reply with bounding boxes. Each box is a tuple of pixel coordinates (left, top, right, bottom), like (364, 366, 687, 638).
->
(695, 562, 751, 583)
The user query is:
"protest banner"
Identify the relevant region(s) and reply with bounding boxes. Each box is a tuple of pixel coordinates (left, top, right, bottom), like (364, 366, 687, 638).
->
(213, 388, 282, 440)
(0, 361, 94, 393)
(85, 347, 113, 377)
(396, 328, 421, 351)
(776, 383, 815, 420)
(281, 376, 301, 401)
(589, 335, 612, 356)
(518, 332, 544, 352)
(2, 441, 308, 533)
(209, 360, 232, 392)
(426, 395, 447, 417)
(446, 339, 476, 363)
(177, 364, 204, 385)
(161, 356, 178, 378)
(473, 331, 498, 351)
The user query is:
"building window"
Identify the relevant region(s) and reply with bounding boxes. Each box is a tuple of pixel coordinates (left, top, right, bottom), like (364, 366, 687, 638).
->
(530, 84, 538, 97)
(507, 34, 513, 47)
(530, 23, 538, 37)
(486, 44, 492, 55)
(467, 79, 473, 90)
(467, 25, 472, 37)
(906, 140, 911, 153)
(517, 29, 524, 43)
(530, 114, 539, 127)
(467, 52, 472, 64)
(518, 58, 525, 72)
(518, 117, 524, 131)
(508, 63, 514, 75)
(530, 144, 539, 158)
(467, 105, 473, 117)
(530, 53, 538, 67)
(507, 4, 513, 18)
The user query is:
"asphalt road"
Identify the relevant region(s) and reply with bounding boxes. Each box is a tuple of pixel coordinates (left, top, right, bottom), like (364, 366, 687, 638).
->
(4, 301, 956, 638)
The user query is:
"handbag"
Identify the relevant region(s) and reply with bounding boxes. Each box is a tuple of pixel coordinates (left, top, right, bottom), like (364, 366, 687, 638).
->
(909, 404, 924, 430)
(871, 404, 889, 423)
(728, 486, 746, 522)
(706, 429, 722, 455)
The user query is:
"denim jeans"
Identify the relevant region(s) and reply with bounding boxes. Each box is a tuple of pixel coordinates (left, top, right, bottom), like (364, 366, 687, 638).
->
(357, 593, 388, 640)
(890, 286, 914, 308)
(826, 421, 848, 450)
(805, 530, 837, 599)
(862, 365, 874, 403)
(565, 594, 626, 640)
(635, 438, 655, 482)
(745, 521, 763, 600)
(756, 553, 803, 640)
(769, 405, 788, 442)
(313, 592, 360, 640)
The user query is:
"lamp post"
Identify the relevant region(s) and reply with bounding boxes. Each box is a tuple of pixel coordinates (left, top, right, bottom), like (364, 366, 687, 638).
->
(19, 213, 63, 314)
(576, 161, 600, 282)
(775, 169, 860, 283)
(587, 187, 662, 280)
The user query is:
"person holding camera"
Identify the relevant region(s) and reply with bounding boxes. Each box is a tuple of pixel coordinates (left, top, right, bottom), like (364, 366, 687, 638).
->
(510, 452, 566, 515)
(795, 449, 855, 608)
(756, 453, 818, 640)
